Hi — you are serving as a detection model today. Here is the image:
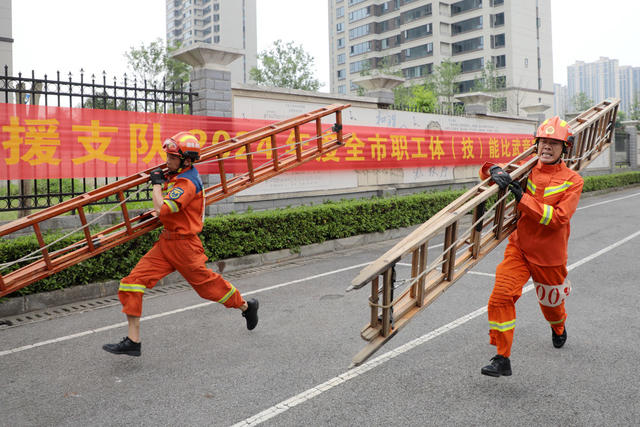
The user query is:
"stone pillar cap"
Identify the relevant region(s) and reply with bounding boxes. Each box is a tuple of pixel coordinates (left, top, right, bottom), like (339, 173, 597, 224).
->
(454, 91, 496, 104)
(351, 74, 404, 91)
(522, 103, 551, 114)
(170, 43, 244, 71)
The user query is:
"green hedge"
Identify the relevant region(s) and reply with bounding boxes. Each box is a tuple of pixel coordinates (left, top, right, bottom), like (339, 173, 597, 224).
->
(2, 171, 640, 298)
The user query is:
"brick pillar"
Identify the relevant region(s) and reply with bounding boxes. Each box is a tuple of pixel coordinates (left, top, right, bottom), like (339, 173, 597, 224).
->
(622, 121, 639, 169)
(170, 43, 244, 215)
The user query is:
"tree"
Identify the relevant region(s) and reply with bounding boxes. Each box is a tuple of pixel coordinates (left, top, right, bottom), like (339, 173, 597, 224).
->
(124, 38, 191, 88)
(394, 83, 437, 113)
(82, 91, 133, 110)
(473, 61, 506, 113)
(427, 58, 462, 114)
(571, 92, 593, 112)
(250, 40, 320, 91)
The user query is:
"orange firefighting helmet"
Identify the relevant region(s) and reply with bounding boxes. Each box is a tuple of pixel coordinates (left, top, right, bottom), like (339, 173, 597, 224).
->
(535, 116, 574, 151)
(163, 131, 201, 162)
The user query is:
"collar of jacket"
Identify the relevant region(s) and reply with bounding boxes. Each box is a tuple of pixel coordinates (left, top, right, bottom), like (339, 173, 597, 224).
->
(536, 159, 565, 173)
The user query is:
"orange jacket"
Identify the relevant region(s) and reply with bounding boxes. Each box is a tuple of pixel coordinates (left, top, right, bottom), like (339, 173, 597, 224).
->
(510, 160, 583, 266)
(158, 166, 205, 234)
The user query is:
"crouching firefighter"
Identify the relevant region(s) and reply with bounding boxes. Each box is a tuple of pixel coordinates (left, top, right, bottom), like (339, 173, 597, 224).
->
(103, 132, 259, 357)
(478, 116, 583, 377)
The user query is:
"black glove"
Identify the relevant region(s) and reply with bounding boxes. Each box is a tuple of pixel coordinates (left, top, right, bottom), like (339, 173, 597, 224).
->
(489, 165, 512, 190)
(150, 168, 165, 186)
(509, 181, 523, 203)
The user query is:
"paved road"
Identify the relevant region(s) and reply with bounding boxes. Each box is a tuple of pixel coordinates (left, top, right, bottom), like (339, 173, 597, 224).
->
(1, 187, 639, 426)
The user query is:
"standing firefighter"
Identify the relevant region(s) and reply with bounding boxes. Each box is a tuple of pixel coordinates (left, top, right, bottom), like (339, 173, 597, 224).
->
(103, 132, 259, 357)
(479, 116, 583, 377)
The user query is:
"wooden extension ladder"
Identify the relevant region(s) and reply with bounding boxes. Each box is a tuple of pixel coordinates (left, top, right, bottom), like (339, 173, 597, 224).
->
(0, 104, 351, 297)
(347, 99, 619, 367)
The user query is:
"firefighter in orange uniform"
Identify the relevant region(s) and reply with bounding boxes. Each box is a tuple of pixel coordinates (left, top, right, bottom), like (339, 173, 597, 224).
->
(479, 116, 583, 377)
(103, 132, 259, 357)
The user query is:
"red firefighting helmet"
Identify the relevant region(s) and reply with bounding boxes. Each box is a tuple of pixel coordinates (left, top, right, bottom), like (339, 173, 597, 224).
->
(535, 116, 574, 151)
(162, 131, 201, 161)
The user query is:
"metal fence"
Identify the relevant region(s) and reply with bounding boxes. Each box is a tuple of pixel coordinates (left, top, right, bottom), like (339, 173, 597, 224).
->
(0, 66, 196, 214)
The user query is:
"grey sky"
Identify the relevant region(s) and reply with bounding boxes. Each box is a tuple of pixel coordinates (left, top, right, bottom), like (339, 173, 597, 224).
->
(10, 0, 639, 91)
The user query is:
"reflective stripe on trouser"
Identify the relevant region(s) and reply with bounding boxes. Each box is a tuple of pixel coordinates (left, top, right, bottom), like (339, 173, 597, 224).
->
(488, 242, 568, 357)
(118, 234, 245, 317)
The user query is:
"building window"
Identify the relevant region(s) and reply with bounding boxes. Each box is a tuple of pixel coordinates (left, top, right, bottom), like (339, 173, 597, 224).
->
(403, 63, 432, 79)
(350, 40, 372, 56)
(451, 16, 483, 35)
(490, 0, 504, 5)
(404, 43, 433, 59)
(338, 53, 346, 64)
(337, 22, 344, 32)
(213, 3, 219, 11)
(459, 57, 484, 73)
(349, 6, 371, 22)
(336, 6, 344, 18)
(349, 0, 366, 6)
(458, 78, 478, 93)
(337, 69, 346, 80)
(490, 12, 504, 27)
(213, 14, 219, 22)
(213, 35, 220, 43)
(350, 82, 359, 92)
(492, 54, 506, 68)
(451, 0, 482, 16)
(350, 59, 370, 74)
(452, 36, 483, 54)
(349, 23, 370, 40)
(214, 24, 219, 32)
(490, 33, 505, 48)
(404, 23, 432, 41)
(338, 85, 347, 94)
(401, 4, 432, 24)
(337, 37, 345, 48)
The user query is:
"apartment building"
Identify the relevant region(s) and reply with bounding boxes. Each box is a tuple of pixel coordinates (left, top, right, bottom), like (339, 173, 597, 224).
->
(0, 0, 12, 74)
(567, 57, 640, 114)
(166, 0, 257, 83)
(328, 0, 554, 117)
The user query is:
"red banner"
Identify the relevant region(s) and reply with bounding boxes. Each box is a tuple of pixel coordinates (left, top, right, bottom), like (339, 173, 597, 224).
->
(0, 103, 533, 180)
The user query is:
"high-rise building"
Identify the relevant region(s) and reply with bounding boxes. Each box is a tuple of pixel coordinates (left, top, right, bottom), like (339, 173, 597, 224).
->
(567, 57, 619, 111)
(0, 0, 12, 74)
(553, 83, 568, 118)
(567, 57, 640, 114)
(166, 0, 257, 83)
(327, 0, 554, 117)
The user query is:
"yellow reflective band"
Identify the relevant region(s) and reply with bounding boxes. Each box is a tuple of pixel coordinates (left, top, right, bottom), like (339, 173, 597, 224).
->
(527, 179, 536, 194)
(489, 319, 516, 332)
(544, 181, 573, 197)
(549, 317, 566, 325)
(217, 285, 237, 304)
(163, 199, 179, 213)
(540, 204, 553, 225)
(118, 283, 146, 293)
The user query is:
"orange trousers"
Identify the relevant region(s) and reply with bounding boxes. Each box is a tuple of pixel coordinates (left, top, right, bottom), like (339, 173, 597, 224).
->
(118, 233, 245, 317)
(488, 242, 569, 357)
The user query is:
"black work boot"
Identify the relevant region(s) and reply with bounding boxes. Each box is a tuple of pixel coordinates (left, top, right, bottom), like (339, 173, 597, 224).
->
(552, 327, 567, 348)
(481, 355, 512, 377)
(102, 337, 141, 357)
(242, 298, 259, 330)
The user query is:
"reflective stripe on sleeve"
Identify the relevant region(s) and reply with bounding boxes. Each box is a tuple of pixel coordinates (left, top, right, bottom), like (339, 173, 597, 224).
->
(118, 283, 146, 293)
(217, 285, 237, 304)
(544, 181, 573, 197)
(527, 179, 536, 195)
(163, 199, 179, 213)
(540, 204, 553, 225)
(489, 319, 516, 332)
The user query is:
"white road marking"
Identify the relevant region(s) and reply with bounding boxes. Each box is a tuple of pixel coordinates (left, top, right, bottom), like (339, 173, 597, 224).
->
(230, 229, 640, 427)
